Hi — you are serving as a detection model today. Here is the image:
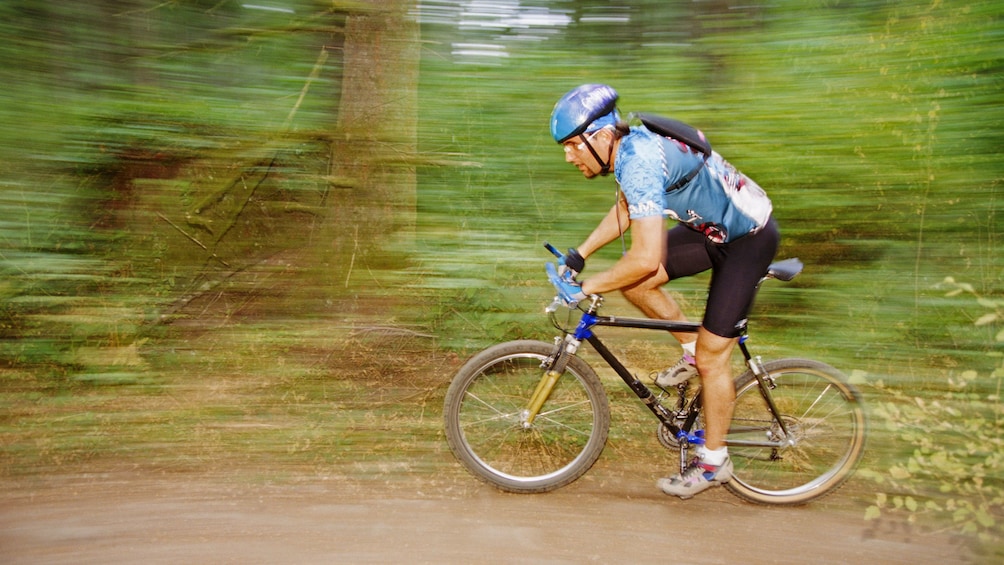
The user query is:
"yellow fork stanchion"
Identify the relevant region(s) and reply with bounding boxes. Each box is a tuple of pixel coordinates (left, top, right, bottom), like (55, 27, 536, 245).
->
(523, 369, 563, 427)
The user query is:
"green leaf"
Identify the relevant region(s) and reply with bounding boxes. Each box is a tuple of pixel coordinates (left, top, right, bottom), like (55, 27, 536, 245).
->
(977, 297, 1002, 309)
(975, 509, 996, 528)
(889, 465, 912, 480)
(975, 312, 999, 326)
(865, 506, 882, 521)
(953, 507, 970, 522)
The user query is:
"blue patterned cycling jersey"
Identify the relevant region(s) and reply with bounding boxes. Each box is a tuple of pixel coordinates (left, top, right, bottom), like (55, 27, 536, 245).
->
(614, 126, 772, 243)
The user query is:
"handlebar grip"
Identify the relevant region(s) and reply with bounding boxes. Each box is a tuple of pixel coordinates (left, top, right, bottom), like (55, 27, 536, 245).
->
(543, 242, 563, 259)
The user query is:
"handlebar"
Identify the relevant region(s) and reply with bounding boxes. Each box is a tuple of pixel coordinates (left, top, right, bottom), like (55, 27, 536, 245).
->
(543, 241, 563, 260)
(543, 242, 601, 311)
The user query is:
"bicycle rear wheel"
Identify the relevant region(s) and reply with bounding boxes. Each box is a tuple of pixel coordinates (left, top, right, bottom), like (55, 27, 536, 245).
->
(443, 340, 610, 493)
(725, 358, 866, 505)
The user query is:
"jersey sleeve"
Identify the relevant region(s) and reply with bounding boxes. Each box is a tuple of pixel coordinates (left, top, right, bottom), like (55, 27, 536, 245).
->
(615, 135, 667, 220)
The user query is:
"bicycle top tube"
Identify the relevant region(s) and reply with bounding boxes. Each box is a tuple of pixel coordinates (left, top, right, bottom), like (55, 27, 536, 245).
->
(594, 314, 701, 333)
(571, 307, 701, 341)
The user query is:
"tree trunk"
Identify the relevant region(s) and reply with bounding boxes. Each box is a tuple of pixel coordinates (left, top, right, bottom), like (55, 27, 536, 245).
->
(323, 0, 419, 287)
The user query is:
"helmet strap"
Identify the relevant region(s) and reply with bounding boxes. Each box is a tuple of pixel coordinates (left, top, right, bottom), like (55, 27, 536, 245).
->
(579, 133, 612, 176)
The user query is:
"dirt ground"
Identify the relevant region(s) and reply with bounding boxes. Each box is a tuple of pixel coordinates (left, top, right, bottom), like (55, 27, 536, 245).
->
(1, 467, 972, 565)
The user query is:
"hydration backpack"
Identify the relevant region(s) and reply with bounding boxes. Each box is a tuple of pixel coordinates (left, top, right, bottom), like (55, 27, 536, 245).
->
(633, 113, 711, 193)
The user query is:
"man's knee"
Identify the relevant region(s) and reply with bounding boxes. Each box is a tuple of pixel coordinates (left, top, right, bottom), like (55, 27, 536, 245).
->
(694, 352, 729, 380)
(694, 330, 737, 376)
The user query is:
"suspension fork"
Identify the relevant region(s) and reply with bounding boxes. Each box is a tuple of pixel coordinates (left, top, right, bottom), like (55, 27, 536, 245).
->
(524, 299, 603, 426)
(522, 334, 581, 427)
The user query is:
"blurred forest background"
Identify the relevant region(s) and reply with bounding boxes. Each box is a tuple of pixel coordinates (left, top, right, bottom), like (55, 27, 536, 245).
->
(1, 0, 1000, 554)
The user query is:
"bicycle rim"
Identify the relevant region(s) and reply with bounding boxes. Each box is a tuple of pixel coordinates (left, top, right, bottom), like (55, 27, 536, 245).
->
(725, 358, 866, 505)
(444, 341, 609, 493)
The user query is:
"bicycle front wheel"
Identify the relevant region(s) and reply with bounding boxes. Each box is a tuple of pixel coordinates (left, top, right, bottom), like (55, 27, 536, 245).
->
(443, 340, 610, 493)
(725, 358, 866, 505)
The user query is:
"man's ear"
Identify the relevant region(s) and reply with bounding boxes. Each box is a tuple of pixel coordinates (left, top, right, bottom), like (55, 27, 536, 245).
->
(598, 127, 617, 145)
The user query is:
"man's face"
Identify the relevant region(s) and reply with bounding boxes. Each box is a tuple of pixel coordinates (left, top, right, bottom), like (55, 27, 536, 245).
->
(562, 129, 610, 179)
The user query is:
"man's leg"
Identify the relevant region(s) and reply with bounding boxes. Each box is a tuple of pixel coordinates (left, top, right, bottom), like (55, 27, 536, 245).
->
(694, 327, 737, 450)
(620, 267, 695, 346)
(657, 327, 737, 498)
(656, 327, 737, 498)
(621, 267, 704, 388)
(659, 220, 779, 498)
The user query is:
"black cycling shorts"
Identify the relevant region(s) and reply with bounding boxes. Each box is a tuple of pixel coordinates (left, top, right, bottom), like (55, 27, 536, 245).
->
(662, 217, 780, 338)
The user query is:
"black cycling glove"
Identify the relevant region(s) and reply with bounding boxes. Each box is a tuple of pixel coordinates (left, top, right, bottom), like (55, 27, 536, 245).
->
(560, 248, 586, 278)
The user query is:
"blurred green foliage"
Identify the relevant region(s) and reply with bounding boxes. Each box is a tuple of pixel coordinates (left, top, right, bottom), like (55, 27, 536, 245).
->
(0, 0, 343, 375)
(0, 0, 1001, 554)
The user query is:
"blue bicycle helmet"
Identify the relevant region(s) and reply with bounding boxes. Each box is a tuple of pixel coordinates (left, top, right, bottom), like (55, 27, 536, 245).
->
(550, 84, 620, 143)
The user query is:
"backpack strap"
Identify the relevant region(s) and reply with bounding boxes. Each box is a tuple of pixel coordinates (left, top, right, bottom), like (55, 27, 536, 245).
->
(632, 112, 711, 193)
(665, 157, 707, 193)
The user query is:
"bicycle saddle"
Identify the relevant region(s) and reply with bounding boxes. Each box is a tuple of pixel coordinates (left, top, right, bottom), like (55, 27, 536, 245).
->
(766, 258, 803, 281)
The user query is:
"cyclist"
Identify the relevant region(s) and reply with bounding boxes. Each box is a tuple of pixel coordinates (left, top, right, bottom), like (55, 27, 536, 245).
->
(549, 84, 779, 498)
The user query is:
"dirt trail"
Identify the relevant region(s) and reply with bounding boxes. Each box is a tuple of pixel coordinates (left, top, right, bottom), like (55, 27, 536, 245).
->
(1, 470, 968, 564)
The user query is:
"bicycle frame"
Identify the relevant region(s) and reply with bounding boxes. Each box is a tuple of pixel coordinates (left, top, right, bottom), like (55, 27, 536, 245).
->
(525, 295, 793, 460)
(446, 251, 862, 502)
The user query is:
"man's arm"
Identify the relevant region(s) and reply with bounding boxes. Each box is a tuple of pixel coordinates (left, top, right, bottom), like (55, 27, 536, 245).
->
(581, 214, 667, 295)
(577, 192, 631, 259)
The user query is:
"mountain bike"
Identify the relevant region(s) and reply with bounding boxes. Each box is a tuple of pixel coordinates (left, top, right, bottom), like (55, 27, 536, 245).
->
(443, 244, 866, 505)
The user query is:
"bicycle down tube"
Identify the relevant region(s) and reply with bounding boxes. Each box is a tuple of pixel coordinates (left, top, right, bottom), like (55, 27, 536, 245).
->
(587, 315, 700, 430)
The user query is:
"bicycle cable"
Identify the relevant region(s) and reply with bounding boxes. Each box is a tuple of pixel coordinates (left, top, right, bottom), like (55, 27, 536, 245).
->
(615, 187, 627, 257)
(549, 303, 585, 333)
